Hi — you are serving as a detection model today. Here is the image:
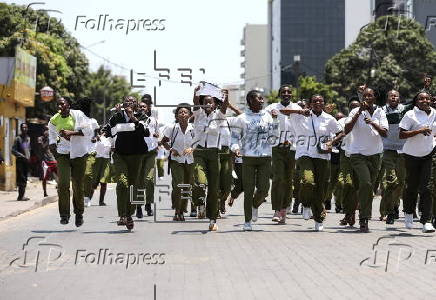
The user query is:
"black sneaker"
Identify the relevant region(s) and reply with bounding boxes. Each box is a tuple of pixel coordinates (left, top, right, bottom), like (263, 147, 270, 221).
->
(190, 210, 197, 217)
(136, 206, 143, 219)
(99, 202, 107, 206)
(145, 203, 153, 216)
(335, 204, 342, 213)
(126, 216, 134, 231)
(394, 206, 400, 219)
(75, 214, 84, 227)
(386, 213, 395, 225)
(325, 200, 331, 211)
(60, 216, 69, 225)
(359, 219, 369, 233)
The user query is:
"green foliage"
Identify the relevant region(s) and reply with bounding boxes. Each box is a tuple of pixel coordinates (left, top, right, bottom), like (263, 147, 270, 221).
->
(325, 15, 436, 105)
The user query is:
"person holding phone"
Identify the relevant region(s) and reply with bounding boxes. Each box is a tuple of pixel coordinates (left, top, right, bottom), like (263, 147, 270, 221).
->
(281, 95, 342, 231)
(399, 92, 436, 233)
(345, 88, 388, 232)
(103, 95, 150, 231)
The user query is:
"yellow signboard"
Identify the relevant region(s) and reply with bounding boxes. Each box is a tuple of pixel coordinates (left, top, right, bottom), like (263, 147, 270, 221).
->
(13, 47, 37, 106)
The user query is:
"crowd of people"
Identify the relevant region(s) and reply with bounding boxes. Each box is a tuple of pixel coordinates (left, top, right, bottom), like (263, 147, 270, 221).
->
(9, 75, 436, 234)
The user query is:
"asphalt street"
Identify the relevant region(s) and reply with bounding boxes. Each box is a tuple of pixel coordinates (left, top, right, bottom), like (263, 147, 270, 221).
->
(1, 175, 436, 299)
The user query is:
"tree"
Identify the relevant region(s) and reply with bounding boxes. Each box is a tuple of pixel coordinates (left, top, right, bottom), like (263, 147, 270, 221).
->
(86, 66, 136, 124)
(325, 15, 436, 105)
(0, 3, 90, 120)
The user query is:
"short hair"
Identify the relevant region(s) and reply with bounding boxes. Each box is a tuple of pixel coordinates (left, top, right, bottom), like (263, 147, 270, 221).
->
(76, 97, 92, 117)
(141, 94, 152, 105)
(174, 103, 192, 117)
(309, 94, 324, 103)
(20, 123, 27, 130)
(246, 90, 260, 104)
(278, 84, 292, 96)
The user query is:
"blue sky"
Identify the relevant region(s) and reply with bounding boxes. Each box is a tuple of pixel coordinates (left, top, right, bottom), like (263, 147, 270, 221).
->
(4, 0, 267, 123)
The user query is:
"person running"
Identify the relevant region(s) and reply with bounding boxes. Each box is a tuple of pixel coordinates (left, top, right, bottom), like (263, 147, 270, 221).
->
(338, 98, 360, 227)
(379, 90, 410, 224)
(282, 95, 342, 231)
(156, 145, 167, 180)
(89, 128, 112, 206)
(345, 88, 388, 232)
(12, 123, 31, 201)
(399, 92, 436, 233)
(161, 103, 195, 221)
(48, 97, 93, 226)
(231, 90, 278, 231)
(38, 128, 58, 197)
(104, 95, 150, 231)
(265, 84, 300, 224)
(192, 85, 229, 231)
(136, 97, 159, 218)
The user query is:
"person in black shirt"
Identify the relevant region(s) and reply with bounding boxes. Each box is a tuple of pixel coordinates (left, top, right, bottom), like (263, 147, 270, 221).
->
(104, 96, 150, 231)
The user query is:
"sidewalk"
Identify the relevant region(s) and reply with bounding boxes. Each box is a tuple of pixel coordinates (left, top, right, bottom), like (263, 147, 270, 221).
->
(0, 177, 57, 221)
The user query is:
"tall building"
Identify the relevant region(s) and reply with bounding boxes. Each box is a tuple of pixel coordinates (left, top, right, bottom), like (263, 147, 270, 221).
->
(269, 0, 372, 90)
(240, 24, 269, 100)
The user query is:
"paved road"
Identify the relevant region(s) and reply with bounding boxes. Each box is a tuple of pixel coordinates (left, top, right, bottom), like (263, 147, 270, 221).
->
(1, 176, 436, 299)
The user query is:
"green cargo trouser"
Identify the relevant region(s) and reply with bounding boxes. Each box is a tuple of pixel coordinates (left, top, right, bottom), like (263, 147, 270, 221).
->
(325, 162, 340, 205)
(170, 161, 194, 212)
(193, 147, 220, 220)
(156, 159, 165, 178)
(337, 151, 358, 215)
(350, 153, 381, 220)
(230, 162, 243, 199)
(138, 150, 157, 204)
(57, 154, 87, 218)
(296, 156, 330, 223)
(293, 162, 301, 206)
(83, 153, 96, 198)
(379, 150, 405, 216)
(271, 146, 295, 211)
(113, 153, 145, 217)
(430, 153, 436, 218)
(93, 157, 111, 185)
(219, 147, 233, 208)
(242, 156, 271, 223)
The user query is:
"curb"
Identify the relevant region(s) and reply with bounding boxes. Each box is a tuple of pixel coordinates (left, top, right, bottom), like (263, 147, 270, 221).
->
(0, 195, 58, 222)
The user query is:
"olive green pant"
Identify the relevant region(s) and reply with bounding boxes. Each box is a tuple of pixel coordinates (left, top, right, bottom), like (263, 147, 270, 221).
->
(219, 147, 233, 208)
(350, 154, 382, 220)
(271, 146, 295, 211)
(293, 163, 301, 206)
(138, 150, 157, 204)
(57, 154, 87, 218)
(430, 153, 436, 218)
(379, 150, 405, 216)
(193, 148, 220, 220)
(113, 153, 145, 217)
(325, 162, 341, 205)
(93, 157, 111, 185)
(170, 161, 194, 213)
(83, 153, 96, 198)
(156, 159, 165, 178)
(337, 151, 358, 215)
(296, 156, 330, 223)
(242, 157, 271, 223)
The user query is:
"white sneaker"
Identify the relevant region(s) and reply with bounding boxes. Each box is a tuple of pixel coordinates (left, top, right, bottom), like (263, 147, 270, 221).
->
(404, 213, 413, 229)
(251, 207, 258, 222)
(158, 177, 164, 181)
(198, 205, 206, 219)
(208, 220, 218, 231)
(84, 197, 91, 207)
(272, 210, 280, 222)
(243, 222, 252, 231)
(422, 222, 435, 233)
(286, 206, 292, 215)
(315, 221, 324, 232)
(302, 207, 311, 220)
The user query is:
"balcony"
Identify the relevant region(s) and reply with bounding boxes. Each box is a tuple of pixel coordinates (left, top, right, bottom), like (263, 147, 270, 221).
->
(240, 61, 245, 68)
(240, 49, 245, 57)
(240, 73, 245, 79)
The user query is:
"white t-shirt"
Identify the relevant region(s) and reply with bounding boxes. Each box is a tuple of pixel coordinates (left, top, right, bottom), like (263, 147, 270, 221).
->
(338, 117, 353, 157)
(231, 110, 278, 157)
(192, 109, 227, 149)
(290, 111, 342, 160)
(346, 107, 388, 156)
(87, 118, 99, 153)
(163, 123, 195, 164)
(141, 116, 159, 151)
(96, 136, 112, 158)
(265, 102, 300, 149)
(399, 107, 436, 157)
